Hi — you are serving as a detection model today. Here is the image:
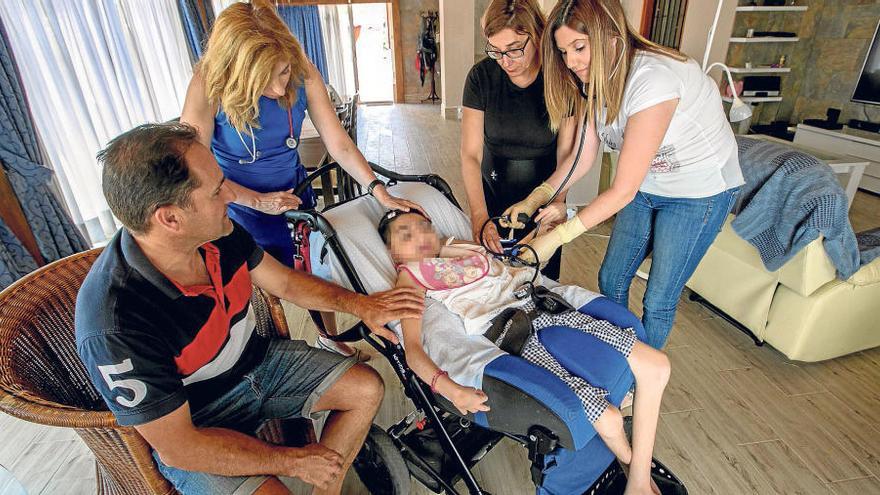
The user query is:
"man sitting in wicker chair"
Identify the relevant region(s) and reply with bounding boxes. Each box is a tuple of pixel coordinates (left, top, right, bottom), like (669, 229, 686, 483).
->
(74, 122, 424, 495)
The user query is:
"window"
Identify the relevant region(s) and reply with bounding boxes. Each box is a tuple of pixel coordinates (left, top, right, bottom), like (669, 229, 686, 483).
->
(1, 0, 192, 244)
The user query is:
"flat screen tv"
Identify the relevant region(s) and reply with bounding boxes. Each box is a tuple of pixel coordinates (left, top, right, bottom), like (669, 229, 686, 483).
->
(852, 20, 880, 106)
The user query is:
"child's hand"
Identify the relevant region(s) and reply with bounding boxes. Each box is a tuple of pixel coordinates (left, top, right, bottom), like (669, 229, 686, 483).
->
(451, 386, 490, 415)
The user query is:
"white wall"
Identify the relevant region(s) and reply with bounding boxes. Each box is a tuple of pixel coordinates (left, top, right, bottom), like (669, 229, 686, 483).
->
(617, 0, 737, 79)
(539, 0, 642, 25)
(679, 0, 737, 74)
(620, 0, 644, 28)
(538, 0, 555, 14)
(439, 0, 475, 119)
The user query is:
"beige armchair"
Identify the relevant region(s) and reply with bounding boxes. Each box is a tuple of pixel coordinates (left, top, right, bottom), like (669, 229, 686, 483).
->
(686, 215, 880, 362)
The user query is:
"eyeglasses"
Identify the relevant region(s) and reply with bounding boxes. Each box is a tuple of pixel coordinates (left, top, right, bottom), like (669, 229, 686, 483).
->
(485, 38, 530, 60)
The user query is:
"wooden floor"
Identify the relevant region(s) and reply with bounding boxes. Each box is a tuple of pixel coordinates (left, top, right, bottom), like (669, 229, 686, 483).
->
(2, 104, 879, 495)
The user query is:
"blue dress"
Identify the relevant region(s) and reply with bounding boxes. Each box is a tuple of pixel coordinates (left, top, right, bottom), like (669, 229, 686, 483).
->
(212, 86, 317, 267)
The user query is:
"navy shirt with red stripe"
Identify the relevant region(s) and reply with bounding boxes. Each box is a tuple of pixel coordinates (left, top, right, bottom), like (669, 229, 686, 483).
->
(75, 222, 267, 426)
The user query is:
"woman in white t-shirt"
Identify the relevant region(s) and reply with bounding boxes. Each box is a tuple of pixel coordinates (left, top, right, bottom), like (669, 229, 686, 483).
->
(506, 0, 743, 352)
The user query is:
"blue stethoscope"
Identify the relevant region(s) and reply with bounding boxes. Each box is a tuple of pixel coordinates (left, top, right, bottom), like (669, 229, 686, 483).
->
(235, 107, 299, 165)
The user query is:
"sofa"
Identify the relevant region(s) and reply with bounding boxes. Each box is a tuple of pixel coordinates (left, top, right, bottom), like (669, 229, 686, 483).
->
(685, 214, 880, 362)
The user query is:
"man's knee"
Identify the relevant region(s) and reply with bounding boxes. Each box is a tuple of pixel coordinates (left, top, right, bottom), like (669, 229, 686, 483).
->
(314, 362, 384, 414)
(253, 477, 291, 495)
(349, 363, 384, 408)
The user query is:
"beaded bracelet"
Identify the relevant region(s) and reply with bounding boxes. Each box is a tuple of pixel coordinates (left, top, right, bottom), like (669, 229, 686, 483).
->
(430, 369, 448, 393)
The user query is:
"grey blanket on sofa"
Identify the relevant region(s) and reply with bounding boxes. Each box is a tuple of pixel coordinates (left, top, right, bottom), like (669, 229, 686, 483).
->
(731, 137, 861, 279)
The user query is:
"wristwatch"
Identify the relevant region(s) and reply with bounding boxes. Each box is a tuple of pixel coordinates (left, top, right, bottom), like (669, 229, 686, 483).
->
(367, 179, 385, 196)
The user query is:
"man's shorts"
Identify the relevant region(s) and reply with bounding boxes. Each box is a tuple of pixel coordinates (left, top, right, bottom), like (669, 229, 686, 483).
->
(153, 339, 357, 495)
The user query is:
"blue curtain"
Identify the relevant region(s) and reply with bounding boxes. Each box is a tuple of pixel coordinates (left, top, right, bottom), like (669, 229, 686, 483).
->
(177, 0, 215, 62)
(277, 5, 329, 82)
(0, 18, 88, 290)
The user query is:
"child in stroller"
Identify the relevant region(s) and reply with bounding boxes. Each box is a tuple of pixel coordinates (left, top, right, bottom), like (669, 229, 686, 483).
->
(379, 209, 670, 495)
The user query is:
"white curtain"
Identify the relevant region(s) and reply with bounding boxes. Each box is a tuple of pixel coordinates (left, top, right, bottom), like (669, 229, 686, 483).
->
(319, 4, 357, 100)
(0, 0, 192, 244)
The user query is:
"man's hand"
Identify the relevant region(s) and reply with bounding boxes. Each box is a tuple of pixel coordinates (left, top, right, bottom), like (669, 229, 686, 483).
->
(355, 288, 425, 344)
(252, 189, 302, 215)
(289, 444, 344, 489)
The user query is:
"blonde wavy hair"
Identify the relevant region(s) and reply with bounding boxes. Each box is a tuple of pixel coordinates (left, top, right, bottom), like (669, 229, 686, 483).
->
(482, 0, 546, 64)
(197, 0, 309, 132)
(541, 0, 685, 131)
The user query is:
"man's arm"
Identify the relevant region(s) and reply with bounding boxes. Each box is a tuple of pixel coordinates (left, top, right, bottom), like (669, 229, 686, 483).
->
(135, 402, 343, 489)
(249, 252, 424, 343)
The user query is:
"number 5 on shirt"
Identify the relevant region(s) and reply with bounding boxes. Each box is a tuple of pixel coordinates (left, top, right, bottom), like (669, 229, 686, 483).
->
(98, 359, 148, 408)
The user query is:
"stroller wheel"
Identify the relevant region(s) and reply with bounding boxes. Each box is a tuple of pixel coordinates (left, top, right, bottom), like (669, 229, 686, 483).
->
(353, 424, 411, 495)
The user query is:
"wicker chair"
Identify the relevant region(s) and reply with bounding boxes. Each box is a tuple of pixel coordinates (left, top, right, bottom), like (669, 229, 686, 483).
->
(0, 248, 299, 494)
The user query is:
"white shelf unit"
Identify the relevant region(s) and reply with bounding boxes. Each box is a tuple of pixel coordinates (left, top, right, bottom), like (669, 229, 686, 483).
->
(727, 67, 791, 74)
(720, 4, 808, 128)
(723, 96, 783, 103)
(735, 6, 808, 12)
(729, 37, 799, 43)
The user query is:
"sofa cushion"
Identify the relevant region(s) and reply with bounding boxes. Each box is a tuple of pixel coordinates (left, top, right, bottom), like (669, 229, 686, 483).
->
(686, 215, 779, 336)
(847, 256, 880, 286)
(777, 237, 837, 297)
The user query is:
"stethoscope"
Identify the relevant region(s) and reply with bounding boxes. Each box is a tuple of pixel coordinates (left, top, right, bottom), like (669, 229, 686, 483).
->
(479, 107, 590, 263)
(471, 106, 589, 302)
(480, 45, 623, 257)
(235, 106, 299, 165)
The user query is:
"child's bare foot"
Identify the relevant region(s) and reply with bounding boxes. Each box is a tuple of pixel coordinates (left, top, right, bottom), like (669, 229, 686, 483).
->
(623, 484, 654, 495)
(651, 477, 661, 494)
(623, 477, 658, 495)
(620, 463, 661, 495)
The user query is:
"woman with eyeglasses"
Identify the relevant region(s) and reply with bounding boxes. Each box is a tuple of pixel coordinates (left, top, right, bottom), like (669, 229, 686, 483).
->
(181, 0, 422, 356)
(460, 0, 582, 280)
(515, 0, 743, 351)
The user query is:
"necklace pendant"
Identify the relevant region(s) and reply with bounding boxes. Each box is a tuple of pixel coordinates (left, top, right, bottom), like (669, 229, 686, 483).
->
(286, 136, 298, 149)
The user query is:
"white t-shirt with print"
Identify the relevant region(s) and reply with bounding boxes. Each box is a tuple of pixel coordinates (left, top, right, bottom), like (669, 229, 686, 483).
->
(597, 51, 744, 198)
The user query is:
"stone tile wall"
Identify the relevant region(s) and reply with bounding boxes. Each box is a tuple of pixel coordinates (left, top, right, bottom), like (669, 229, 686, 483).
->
(726, 0, 880, 126)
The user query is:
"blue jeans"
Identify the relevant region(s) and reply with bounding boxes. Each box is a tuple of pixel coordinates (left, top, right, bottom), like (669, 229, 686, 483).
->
(598, 187, 740, 349)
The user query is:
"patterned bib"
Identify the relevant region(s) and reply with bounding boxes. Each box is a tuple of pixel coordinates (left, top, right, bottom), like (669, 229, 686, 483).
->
(398, 251, 490, 291)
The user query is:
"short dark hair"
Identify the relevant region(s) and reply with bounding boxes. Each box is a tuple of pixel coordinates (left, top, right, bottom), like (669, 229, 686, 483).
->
(378, 209, 429, 244)
(98, 123, 201, 234)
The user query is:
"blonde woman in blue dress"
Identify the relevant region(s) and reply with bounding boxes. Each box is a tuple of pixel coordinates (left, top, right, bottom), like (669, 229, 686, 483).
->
(181, 0, 423, 356)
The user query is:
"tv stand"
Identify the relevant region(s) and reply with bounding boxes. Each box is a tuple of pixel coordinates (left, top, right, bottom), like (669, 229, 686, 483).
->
(848, 119, 880, 133)
(794, 124, 880, 194)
